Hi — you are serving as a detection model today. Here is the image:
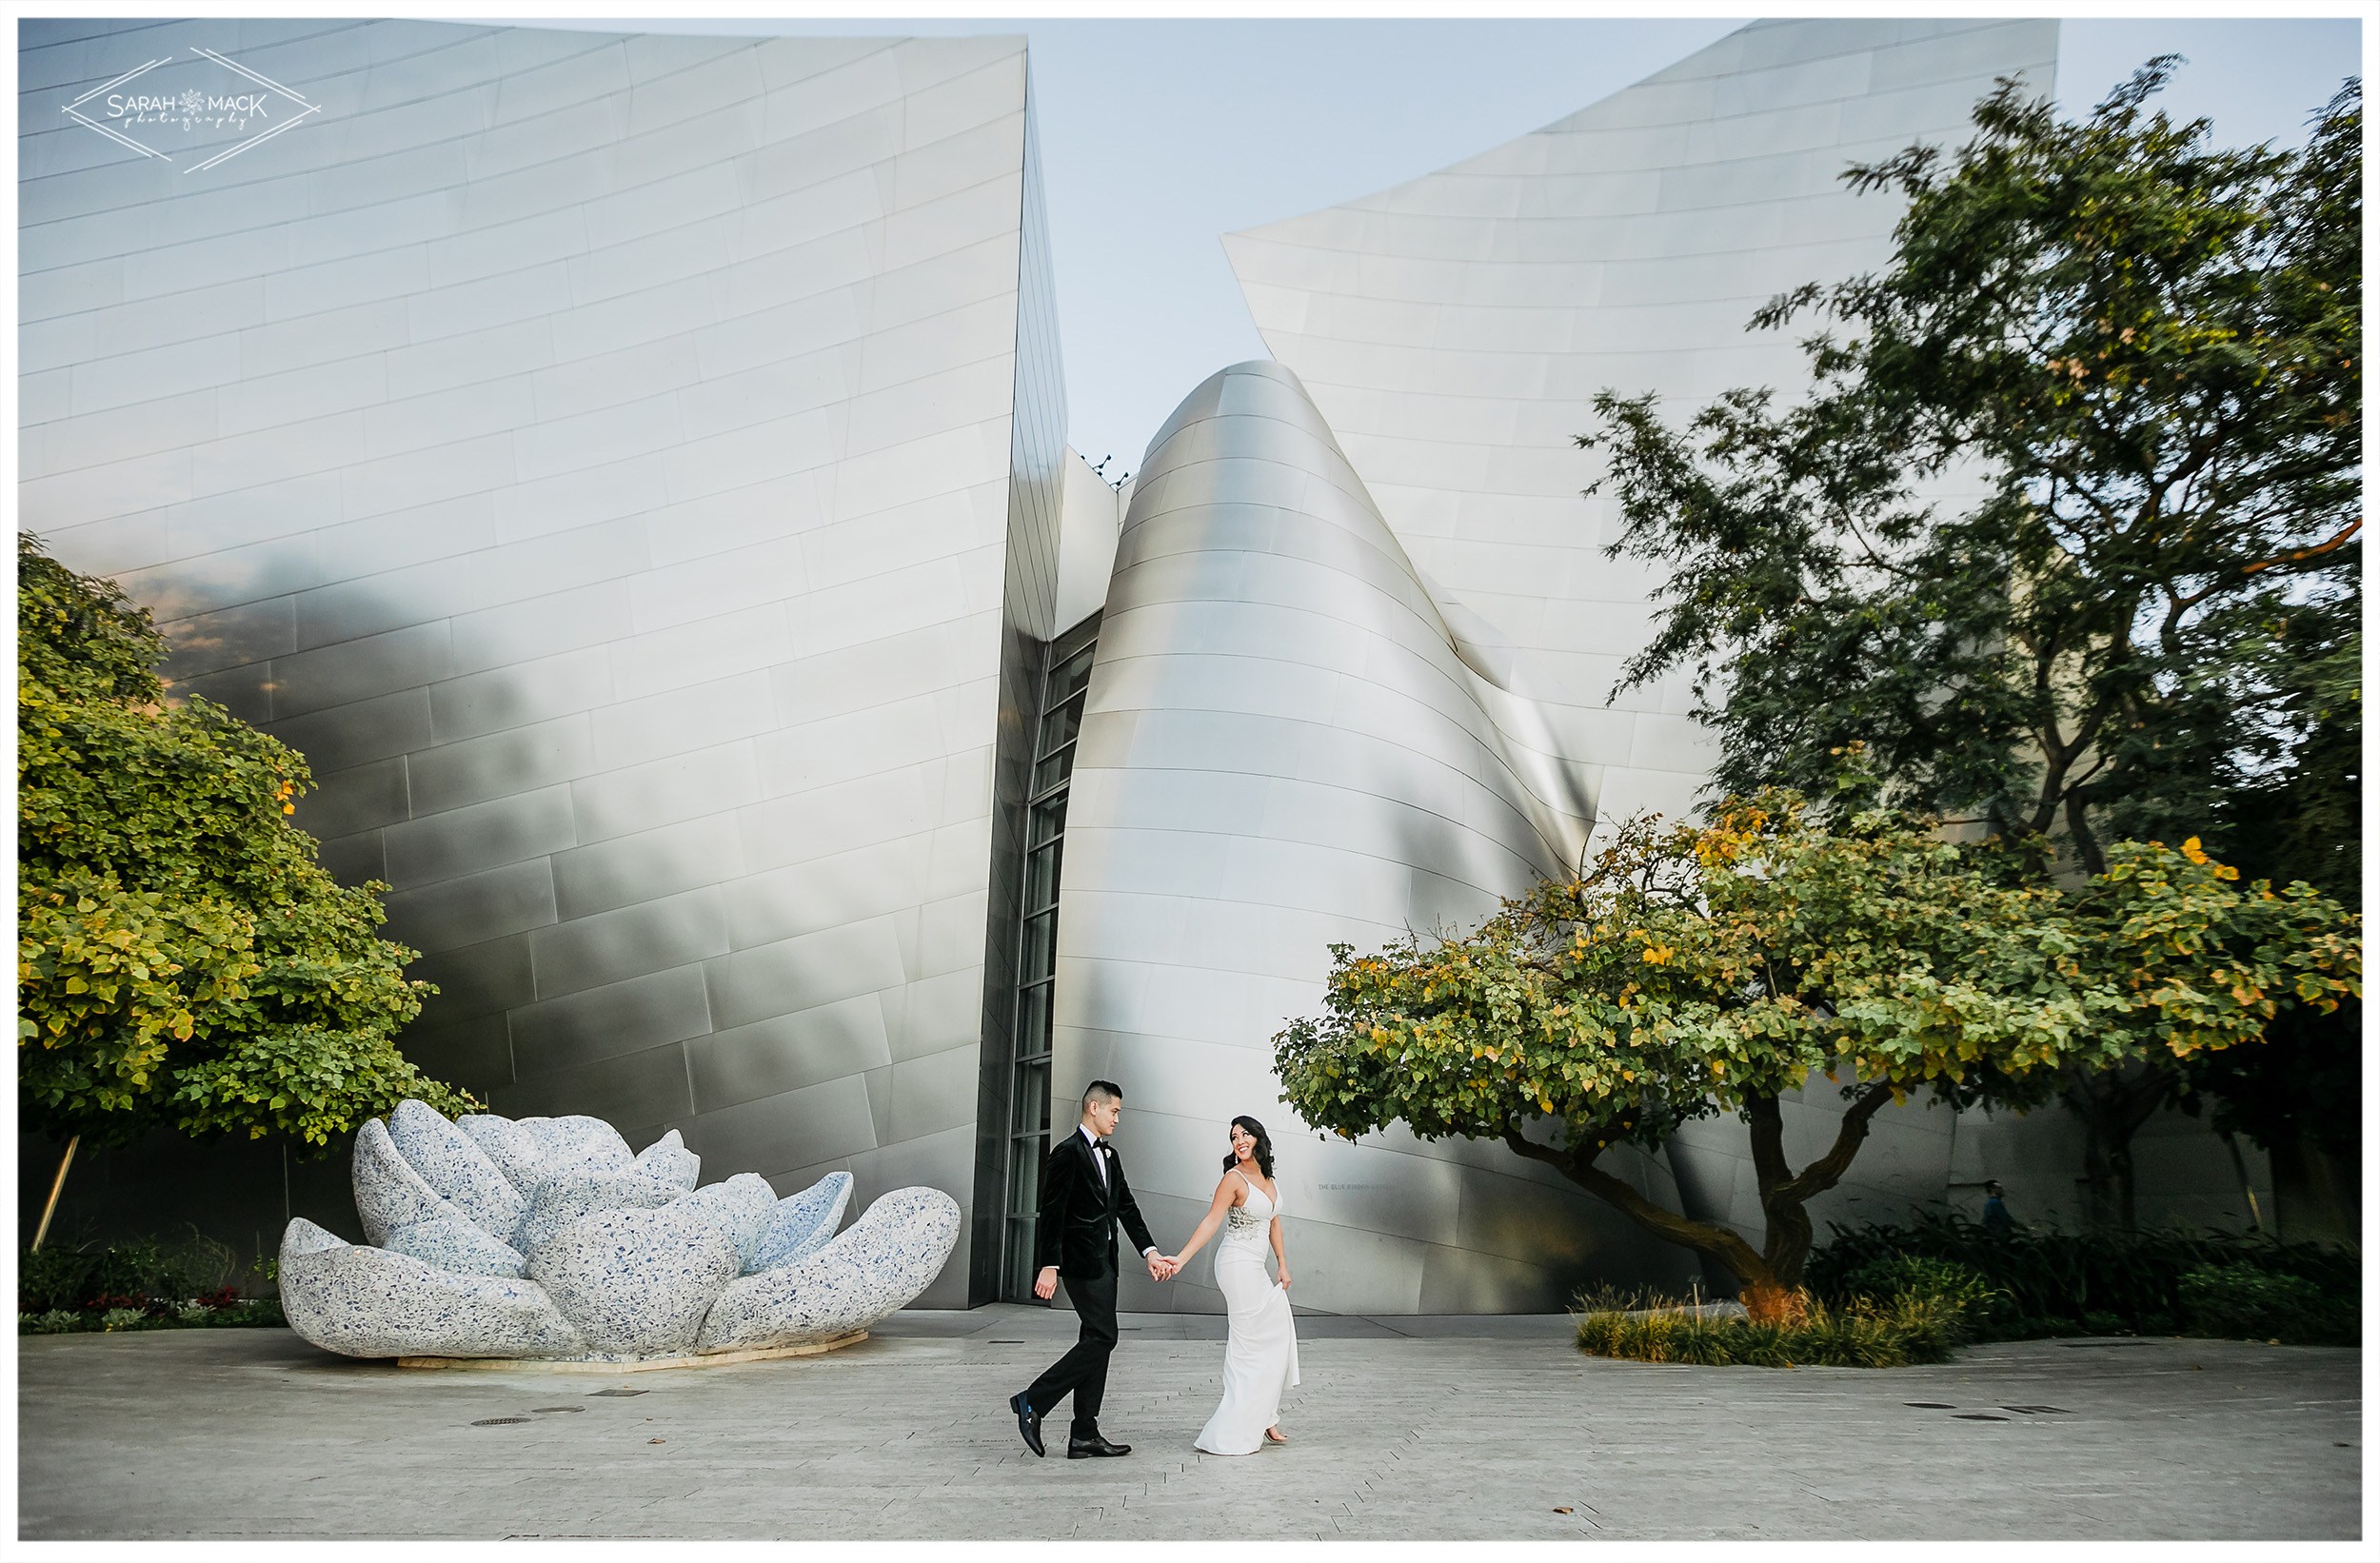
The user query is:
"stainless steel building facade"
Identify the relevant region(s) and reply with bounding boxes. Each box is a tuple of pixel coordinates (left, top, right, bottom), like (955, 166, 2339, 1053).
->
(20, 18, 1081, 1307)
(18, 17, 2271, 1311)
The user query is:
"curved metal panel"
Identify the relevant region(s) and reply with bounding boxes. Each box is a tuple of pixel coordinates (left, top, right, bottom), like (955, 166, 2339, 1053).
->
(1219, 19, 2122, 1261)
(1055, 361, 1698, 1314)
(18, 19, 1060, 1305)
(1225, 18, 2062, 835)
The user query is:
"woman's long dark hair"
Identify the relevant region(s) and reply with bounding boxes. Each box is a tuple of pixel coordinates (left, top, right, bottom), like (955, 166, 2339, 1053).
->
(1223, 1115, 1275, 1180)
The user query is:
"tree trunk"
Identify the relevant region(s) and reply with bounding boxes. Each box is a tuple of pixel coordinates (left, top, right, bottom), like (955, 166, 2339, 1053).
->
(2064, 1060, 2172, 1230)
(1745, 1084, 1894, 1287)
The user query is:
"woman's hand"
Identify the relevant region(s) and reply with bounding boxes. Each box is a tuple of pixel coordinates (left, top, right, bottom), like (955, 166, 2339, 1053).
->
(1276, 1263, 1292, 1291)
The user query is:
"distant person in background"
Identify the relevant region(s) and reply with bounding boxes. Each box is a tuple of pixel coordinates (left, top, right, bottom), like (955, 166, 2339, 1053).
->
(1982, 1179, 2015, 1237)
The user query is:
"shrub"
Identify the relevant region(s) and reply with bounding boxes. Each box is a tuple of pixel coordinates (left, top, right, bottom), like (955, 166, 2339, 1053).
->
(2178, 1263, 2356, 1345)
(17, 1237, 197, 1314)
(15, 1230, 283, 1334)
(1837, 1254, 2001, 1338)
(1573, 1289, 1965, 1368)
(19, 533, 473, 1155)
(1809, 1213, 2359, 1343)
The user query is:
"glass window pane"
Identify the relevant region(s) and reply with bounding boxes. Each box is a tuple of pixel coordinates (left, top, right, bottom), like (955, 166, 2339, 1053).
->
(1038, 688, 1086, 757)
(1046, 645, 1094, 710)
(1006, 1138, 1041, 1217)
(1030, 742, 1077, 797)
(1024, 840, 1062, 911)
(1029, 795, 1067, 847)
(1003, 1216, 1040, 1298)
(1021, 910, 1056, 981)
(1016, 979, 1052, 1058)
(1011, 1058, 1050, 1134)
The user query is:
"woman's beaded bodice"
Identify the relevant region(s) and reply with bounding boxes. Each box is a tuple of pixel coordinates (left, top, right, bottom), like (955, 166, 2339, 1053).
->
(1222, 1173, 1278, 1249)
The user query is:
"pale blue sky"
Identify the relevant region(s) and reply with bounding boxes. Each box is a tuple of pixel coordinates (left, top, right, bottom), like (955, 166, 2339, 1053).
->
(504, 14, 2363, 481)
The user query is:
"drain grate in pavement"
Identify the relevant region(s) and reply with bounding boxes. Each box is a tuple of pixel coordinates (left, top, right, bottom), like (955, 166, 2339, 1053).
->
(990, 1339, 1026, 1344)
(2058, 1340, 2148, 1349)
(1904, 1402, 1954, 1409)
(2002, 1406, 2071, 1415)
(1954, 1414, 2010, 1421)
(472, 1416, 535, 1426)
(590, 1388, 648, 1396)
(531, 1406, 585, 1414)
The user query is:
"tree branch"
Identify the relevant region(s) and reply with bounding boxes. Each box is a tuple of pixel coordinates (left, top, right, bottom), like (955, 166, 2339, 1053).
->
(1500, 1127, 1771, 1285)
(2171, 517, 2362, 609)
(1773, 1082, 1898, 1205)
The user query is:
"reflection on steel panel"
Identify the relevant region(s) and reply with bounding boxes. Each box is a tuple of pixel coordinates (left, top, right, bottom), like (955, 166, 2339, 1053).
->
(18, 19, 1049, 1307)
(1220, 19, 2090, 1260)
(1226, 18, 2061, 838)
(1055, 361, 1696, 1313)
(25, 15, 2144, 1304)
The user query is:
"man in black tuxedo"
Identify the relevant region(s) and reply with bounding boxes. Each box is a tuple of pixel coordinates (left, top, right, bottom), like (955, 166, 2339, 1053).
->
(1009, 1079, 1174, 1458)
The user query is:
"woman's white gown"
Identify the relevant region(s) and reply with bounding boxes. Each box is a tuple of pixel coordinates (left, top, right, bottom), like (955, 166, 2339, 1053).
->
(1194, 1172, 1300, 1454)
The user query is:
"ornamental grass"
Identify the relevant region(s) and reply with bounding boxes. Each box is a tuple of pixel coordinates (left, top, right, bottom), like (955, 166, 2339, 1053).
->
(1571, 1286, 1966, 1369)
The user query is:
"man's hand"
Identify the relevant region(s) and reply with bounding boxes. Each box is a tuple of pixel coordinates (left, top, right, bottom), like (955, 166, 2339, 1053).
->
(1034, 1265, 1059, 1300)
(1146, 1252, 1177, 1281)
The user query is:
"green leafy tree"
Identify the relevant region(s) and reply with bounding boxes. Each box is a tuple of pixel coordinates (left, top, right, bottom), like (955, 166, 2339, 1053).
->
(1274, 789, 2357, 1296)
(1576, 63, 2360, 1222)
(2174, 640, 2360, 1237)
(17, 533, 476, 1172)
(1581, 62, 2357, 869)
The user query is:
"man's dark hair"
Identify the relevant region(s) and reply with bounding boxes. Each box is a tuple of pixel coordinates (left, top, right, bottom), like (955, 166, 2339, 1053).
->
(1081, 1080, 1123, 1112)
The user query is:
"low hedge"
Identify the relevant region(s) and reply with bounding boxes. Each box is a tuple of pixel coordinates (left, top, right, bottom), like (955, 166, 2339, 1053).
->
(17, 1232, 283, 1335)
(1808, 1214, 2358, 1346)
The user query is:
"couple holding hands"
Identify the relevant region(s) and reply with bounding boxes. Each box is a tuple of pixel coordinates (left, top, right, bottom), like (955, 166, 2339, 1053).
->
(1008, 1080, 1299, 1459)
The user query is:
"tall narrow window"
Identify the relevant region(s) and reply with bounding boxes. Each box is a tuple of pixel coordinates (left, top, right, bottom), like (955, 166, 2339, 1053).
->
(1000, 620, 1097, 1299)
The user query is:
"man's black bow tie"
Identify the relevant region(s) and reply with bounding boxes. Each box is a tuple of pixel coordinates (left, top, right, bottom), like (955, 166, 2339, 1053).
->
(1094, 1138, 1112, 1151)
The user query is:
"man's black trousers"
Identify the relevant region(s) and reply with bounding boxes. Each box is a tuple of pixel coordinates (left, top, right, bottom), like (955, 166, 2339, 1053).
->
(1023, 1265, 1119, 1436)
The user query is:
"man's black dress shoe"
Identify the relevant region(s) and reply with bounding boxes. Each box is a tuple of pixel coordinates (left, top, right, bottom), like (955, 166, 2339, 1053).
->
(1009, 1393, 1044, 1458)
(1067, 1434, 1131, 1458)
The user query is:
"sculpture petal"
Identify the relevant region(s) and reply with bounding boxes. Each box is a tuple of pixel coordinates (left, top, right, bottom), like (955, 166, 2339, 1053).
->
(749, 1171, 854, 1273)
(674, 1172, 775, 1272)
(387, 1098, 526, 1243)
(525, 1204, 739, 1358)
(456, 1113, 545, 1194)
(696, 1187, 959, 1353)
(351, 1117, 448, 1248)
(631, 1128, 700, 1191)
(513, 1169, 688, 1256)
(285, 1217, 345, 1259)
(514, 1115, 634, 1179)
(383, 1211, 528, 1278)
(278, 1217, 586, 1360)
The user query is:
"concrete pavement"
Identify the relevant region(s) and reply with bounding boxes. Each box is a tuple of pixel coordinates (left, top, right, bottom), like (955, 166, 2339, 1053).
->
(15, 1304, 2362, 1540)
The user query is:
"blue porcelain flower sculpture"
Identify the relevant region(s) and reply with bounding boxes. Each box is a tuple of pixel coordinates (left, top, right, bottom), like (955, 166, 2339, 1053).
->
(278, 1099, 959, 1362)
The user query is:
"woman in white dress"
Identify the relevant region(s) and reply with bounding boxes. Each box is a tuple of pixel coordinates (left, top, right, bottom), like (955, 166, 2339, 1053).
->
(1165, 1116, 1299, 1454)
